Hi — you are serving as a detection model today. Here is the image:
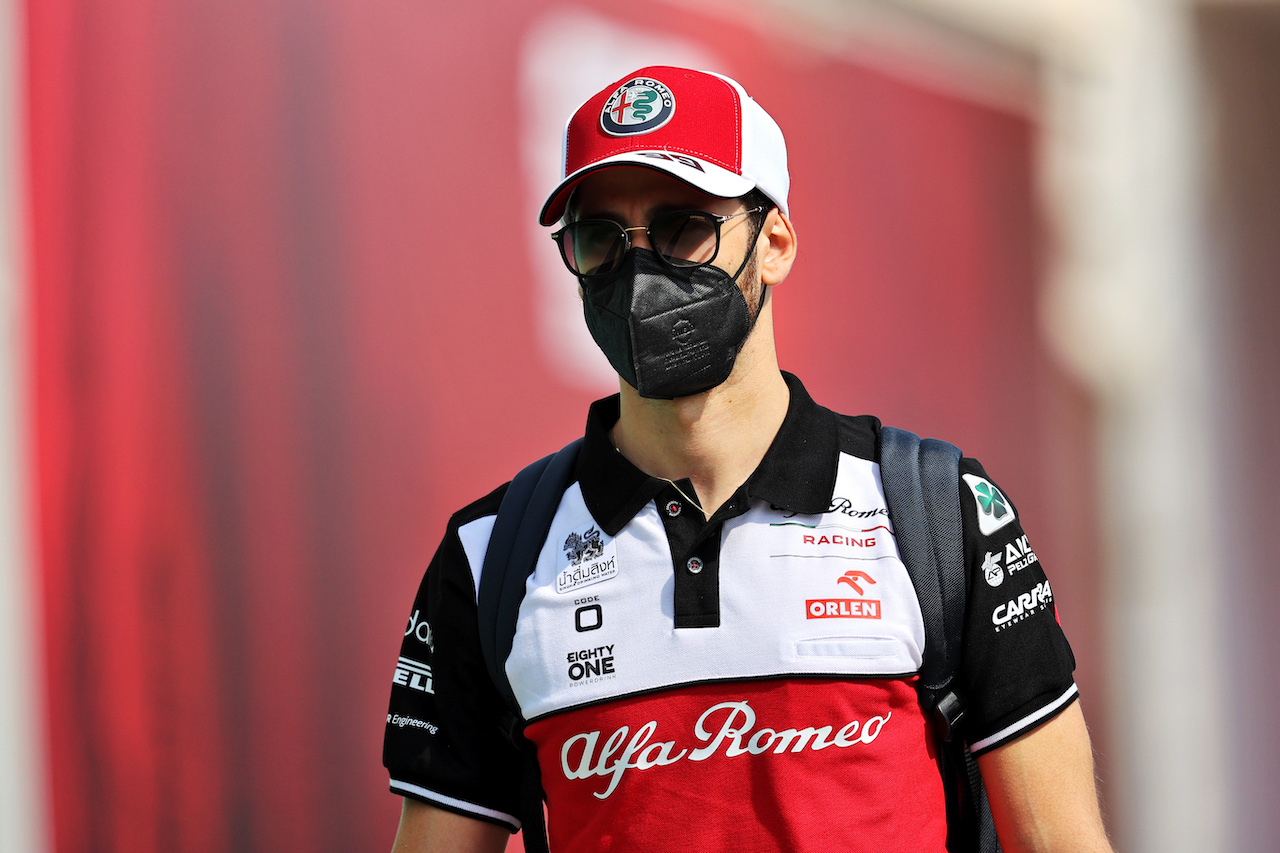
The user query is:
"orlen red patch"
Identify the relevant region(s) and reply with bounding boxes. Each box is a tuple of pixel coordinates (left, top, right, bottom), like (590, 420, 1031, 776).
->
(806, 598, 883, 619)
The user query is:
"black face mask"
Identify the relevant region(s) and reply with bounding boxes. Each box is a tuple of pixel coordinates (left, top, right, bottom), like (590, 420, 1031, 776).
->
(580, 247, 759, 400)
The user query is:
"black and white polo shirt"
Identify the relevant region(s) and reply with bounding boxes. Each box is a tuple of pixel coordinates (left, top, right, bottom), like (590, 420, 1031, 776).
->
(384, 373, 1077, 853)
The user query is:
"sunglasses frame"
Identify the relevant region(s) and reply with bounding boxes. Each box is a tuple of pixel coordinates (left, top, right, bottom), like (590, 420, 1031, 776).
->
(550, 206, 764, 281)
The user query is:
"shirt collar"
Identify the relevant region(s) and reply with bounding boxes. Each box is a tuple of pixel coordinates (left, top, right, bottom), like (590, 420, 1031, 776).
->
(576, 373, 839, 535)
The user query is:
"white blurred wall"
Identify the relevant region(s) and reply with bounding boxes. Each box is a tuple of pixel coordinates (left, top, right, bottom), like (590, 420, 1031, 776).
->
(1035, 4, 1230, 852)
(1195, 8, 1280, 851)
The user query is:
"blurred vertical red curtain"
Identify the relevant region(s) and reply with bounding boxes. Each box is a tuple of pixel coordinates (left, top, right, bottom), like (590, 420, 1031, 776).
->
(25, 0, 1099, 851)
(28, 0, 395, 848)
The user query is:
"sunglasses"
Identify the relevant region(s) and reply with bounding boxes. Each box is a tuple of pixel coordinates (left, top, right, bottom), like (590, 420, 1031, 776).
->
(551, 207, 764, 279)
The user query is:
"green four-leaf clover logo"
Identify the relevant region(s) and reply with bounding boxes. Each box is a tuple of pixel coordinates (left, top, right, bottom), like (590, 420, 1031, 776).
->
(974, 482, 1009, 519)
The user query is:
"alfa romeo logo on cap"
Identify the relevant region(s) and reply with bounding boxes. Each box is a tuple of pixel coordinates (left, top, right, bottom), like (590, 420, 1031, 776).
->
(600, 77, 675, 136)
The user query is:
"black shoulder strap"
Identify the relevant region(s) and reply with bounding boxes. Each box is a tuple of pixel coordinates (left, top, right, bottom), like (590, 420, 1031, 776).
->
(476, 437, 582, 853)
(477, 437, 584, 710)
(879, 426, 964, 714)
(880, 426, 1000, 853)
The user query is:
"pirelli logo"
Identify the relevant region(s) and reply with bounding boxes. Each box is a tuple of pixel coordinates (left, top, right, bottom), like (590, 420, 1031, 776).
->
(393, 656, 435, 694)
(806, 599, 882, 620)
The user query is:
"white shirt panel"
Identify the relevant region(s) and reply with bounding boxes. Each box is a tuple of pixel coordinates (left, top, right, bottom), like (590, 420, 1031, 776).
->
(457, 514, 498, 603)
(507, 455, 927, 721)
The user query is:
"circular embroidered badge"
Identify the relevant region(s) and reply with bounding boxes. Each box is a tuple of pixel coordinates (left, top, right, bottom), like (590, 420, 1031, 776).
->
(600, 77, 676, 136)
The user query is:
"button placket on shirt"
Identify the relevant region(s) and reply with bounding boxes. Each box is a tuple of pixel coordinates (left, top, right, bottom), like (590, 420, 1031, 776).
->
(657, 480, 725, 629)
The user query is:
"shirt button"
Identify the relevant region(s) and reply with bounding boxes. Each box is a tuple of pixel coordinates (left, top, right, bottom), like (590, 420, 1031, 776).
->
(666, 500, 682, 517)
(686, 557, 703, 574)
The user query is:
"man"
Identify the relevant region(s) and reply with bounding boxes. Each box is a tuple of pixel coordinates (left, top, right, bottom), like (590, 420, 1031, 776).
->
(384, 66, 1113, 853)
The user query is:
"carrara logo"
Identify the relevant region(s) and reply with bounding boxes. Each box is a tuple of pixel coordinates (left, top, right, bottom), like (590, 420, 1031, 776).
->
(560, 700, 892, 799)
(992, 580, 1053, 631)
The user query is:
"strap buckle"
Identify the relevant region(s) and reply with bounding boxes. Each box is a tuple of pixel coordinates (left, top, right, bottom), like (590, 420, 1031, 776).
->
(934, 690, 966, 742)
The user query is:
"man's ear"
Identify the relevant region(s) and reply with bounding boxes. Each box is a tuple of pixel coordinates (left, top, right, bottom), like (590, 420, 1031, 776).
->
(759, 210, 797, 287)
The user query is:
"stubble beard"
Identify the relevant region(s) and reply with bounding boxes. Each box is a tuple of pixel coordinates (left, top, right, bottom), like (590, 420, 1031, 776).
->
(739, 249, 766, 325)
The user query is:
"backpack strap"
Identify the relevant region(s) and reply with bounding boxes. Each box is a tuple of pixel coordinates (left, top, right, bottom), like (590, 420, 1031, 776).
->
(879, 426, 965, 721)
(476, 437, 583, 853)
(880, 426, 1000, 853)
(478, 437, 584, 710)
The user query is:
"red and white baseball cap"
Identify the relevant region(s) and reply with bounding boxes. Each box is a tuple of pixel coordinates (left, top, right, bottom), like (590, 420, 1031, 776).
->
(538, 66, 789, 226)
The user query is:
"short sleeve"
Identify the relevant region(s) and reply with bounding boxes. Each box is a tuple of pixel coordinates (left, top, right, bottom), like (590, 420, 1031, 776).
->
(382, 487, 523, 830)
(955, 458, 1078, 755)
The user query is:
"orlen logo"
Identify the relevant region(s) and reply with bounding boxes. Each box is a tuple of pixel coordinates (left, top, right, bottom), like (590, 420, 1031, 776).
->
(837, 570, 876, 595)
(807, 571, 881, 619)
(992, 580, 1053, 631)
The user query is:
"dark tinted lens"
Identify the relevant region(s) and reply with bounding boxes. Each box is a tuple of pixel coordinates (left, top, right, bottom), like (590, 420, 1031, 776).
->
(563, 220, 626, 276)
(649, 212, 718, 267)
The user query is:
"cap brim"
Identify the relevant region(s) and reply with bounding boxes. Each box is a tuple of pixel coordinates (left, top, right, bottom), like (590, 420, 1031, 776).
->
(539, 151, 755, 226)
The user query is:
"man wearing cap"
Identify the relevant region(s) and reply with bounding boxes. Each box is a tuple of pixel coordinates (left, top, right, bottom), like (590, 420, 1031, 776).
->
(384, 67, 1113, 853)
